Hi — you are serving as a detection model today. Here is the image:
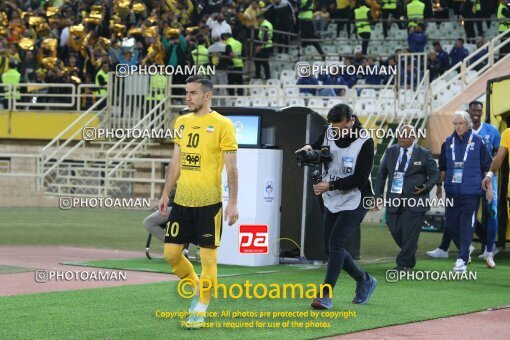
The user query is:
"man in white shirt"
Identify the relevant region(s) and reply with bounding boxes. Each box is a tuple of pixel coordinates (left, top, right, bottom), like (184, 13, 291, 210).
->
(60, 19, 71, 48)
(206, 13, 232, 40)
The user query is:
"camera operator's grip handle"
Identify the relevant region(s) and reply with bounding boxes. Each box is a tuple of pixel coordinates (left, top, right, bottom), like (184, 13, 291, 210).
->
(295, 145, 313, 153)
(312, 170, 322, 185)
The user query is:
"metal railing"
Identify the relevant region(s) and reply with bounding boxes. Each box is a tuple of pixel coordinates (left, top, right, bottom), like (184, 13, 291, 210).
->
(0, 83, 106, 112)
(104, 96, 173, 196)
(389, 70, 430, 149)
(430, 30, 510, 111)
(37, 97, 107, 191)
(7, 26, 506, 198)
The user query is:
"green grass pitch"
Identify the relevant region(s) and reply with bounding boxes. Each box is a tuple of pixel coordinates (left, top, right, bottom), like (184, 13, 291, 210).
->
(1, 207, 509, 339)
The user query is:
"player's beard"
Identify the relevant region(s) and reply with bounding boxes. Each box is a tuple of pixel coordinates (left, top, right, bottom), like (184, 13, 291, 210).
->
(192, 102, 204, 112)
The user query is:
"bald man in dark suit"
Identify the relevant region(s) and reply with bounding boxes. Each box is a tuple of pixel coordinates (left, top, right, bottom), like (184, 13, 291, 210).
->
(375, 125, 439, 270)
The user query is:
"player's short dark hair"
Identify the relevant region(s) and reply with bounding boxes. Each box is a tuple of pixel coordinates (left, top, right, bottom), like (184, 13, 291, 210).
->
(186, 75, 213, 92)
(327, 103, 353, 123)
(457, 38, 464, 44)
(469, 100, 483, 108)
(433, 41, 441, 47)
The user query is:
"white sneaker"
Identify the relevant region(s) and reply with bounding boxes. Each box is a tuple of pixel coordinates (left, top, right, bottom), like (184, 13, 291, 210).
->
(468, 244, 474, 263)
(453, 259, 467, 273)
(478, 250, 489, 260)
(479, 247, 500, 259)
(426, 248, 449, 258)
(485, 253, 496, 269)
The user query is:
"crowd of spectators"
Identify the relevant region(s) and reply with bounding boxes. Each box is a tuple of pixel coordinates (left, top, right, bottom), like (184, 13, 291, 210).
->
(295, 35, 483, 98)
(0, 0, 506, 106)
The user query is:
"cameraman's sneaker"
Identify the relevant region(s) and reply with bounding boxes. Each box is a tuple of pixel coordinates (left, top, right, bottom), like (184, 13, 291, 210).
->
(453, 259, 467, 273)
(311, 296, 332, 309)
(485, 253, 496, 269)
(352, 274, 377, 305)
(426, 248, 448, 258)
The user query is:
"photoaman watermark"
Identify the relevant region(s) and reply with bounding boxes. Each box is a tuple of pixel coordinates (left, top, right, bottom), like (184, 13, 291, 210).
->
(178, 278, 333, 300)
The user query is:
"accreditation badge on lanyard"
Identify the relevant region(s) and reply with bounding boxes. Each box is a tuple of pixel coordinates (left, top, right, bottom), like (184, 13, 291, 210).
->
(451, 133, 473, 184)
(342, 156, 354, 175)
(390, 149, 412, 194)
(391, 171, 405, 193)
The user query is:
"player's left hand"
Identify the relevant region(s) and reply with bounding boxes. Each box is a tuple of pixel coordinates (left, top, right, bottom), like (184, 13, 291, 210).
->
(313, 182, 329, 196)
(224, 203, 239, 226)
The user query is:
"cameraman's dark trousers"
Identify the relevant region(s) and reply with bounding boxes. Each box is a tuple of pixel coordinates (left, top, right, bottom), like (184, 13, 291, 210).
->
(323, 203, 368, 288)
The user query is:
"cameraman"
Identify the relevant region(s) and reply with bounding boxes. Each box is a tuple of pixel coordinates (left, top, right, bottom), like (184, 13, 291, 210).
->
(295, 104, 377, 310)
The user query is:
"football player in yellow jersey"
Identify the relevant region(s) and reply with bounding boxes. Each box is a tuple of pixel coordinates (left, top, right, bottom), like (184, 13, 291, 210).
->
(158, 75, 239, 329)
(483, 128, 510, 201)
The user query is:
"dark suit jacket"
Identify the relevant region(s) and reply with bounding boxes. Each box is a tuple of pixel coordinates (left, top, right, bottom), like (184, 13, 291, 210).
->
(375, 144, 440, 213)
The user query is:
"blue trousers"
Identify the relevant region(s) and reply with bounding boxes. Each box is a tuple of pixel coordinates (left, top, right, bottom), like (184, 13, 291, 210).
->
(439, 176, 498, 252)
(445, 197, 480, 263)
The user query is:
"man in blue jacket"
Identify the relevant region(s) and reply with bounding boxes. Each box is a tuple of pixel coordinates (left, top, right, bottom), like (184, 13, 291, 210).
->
(296, 74, 319, 95)
(408, 23, 427, 53)
(436, 111, 492, 272)
(433, 41, 449, 74)
(449, 38, 469, 66)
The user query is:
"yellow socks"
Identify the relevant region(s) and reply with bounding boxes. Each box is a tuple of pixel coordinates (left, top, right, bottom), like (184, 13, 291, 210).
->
(164, 244, 199, 284)
(198, 247, 218, 305)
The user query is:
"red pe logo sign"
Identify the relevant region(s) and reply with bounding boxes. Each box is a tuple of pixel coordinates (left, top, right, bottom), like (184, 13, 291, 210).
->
(239, 225, 268, 254)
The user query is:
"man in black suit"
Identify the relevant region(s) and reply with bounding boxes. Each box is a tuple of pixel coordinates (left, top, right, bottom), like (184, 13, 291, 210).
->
(375, 125, 439, 270)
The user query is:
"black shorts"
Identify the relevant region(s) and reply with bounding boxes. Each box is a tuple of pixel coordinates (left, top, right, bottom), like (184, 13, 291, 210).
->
(164, 202, 223, 247)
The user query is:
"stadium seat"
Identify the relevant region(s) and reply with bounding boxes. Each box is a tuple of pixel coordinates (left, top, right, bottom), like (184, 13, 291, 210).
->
(337, 45, 352, 55)
(307, 98, 326, 108)
(267, 87, 279, 97)
(266, 79, 281, 86)
(285, 98, 305, 107)
(281, 79, 294, 87)
(360, 89, 377, 98)
(465, 43, 476, 54)
(466, 70, 478, 82)
(381, 102, 395, 115)
(303, 45, 316, 56)
(323, 45, 336, 54)
(280, 70, 296, 81)
(288, 49, 299, 58)
(327, 98, 343, 107)
(249, 79, 264, 85)
(284, 87, 300, 97)
(252, 98, 269, 106)
(394, 30, 407, 40)
(275, 53, 290, 61)
(250, 88, 267, 96)
(268, 99, 280, 107)
(235, 97, 251, 106)
(379, 89, 396, 99)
